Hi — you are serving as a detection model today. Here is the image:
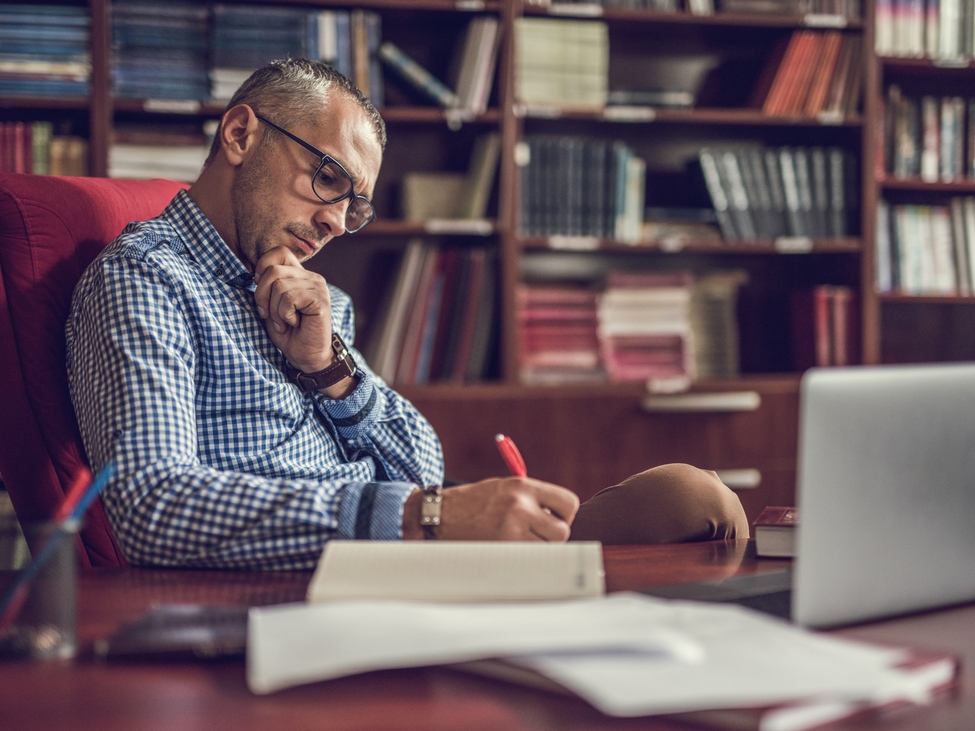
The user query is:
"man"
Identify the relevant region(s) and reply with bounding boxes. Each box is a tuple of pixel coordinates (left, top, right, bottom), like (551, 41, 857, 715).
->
(66, 60, 746, 569)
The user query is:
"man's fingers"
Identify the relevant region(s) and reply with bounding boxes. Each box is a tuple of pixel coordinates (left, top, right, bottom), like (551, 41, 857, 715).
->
(253, 246, 300, 283)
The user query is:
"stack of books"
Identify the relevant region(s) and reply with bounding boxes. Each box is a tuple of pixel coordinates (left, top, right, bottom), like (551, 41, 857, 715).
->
(517, 284, 605, 386)
(695, 145, 856, 242)
(0, 5, 90, 98)
(513, 18, 609, 110)
(111, 1, 209, 101)
(108, 122, 212, 182)
(519, 136, 645, 242)
(597, 271, 695, 384)
(367, 241, 496, 386)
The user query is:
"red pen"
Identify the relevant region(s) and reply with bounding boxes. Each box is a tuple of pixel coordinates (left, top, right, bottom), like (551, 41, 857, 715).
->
(495, 434, 527, 477)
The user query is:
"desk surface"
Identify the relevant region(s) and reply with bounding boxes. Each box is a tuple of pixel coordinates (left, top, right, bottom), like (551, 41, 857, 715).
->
(2, 541, 972, 731)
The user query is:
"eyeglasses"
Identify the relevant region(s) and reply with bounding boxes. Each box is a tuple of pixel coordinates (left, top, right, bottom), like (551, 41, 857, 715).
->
(256, 115, 376, 233)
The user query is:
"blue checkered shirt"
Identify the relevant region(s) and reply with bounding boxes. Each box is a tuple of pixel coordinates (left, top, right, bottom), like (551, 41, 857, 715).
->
(66, 190, 444, 569)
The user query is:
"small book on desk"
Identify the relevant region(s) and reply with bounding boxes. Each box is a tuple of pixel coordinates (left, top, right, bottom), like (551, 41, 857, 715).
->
(753, 506, 797, 558)
(306, 540, 605, 603)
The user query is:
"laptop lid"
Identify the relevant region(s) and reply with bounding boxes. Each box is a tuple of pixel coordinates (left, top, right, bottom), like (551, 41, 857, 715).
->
(793, 363, 975, 628)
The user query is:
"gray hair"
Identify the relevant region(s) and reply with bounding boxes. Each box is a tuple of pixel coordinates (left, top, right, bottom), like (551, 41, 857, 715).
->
(204, 58, 386, 165)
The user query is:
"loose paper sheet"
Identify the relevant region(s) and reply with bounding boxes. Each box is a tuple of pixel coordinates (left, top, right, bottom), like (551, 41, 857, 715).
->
(248, 593, 702, 694)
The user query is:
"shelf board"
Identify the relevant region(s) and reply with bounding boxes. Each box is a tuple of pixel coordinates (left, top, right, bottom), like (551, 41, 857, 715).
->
(523, 5, 862, 29)
(879, 293, 975, 304)
(398, 373, 802, 400)
(276, 0, 500, 10)
(111, 98, 503, 125)
(880, 177, 975, 193)
(880, 56, 975, 73)
(518, 105, 862, 127)
(520, 237, 862, 253)
(363, 219, 498, 236)
(0, 96, 89, 110)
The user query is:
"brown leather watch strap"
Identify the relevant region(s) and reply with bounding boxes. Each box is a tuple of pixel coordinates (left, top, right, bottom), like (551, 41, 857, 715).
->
(283, 333, 358, 392)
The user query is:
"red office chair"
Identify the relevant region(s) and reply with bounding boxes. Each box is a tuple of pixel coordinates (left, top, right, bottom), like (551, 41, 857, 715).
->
(0, 173, 188, 567)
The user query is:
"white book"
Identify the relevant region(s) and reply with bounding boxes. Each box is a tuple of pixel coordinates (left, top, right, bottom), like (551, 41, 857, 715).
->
(963, 196, 975, 292)
(949, 197, 971, 294)
(876, 200, 893, 292)
(929, 205, 957, 294)
(306, 540, 605, 604)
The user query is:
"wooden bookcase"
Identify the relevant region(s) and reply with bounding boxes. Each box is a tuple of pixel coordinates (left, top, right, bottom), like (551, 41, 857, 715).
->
(11, 0, 960, 521)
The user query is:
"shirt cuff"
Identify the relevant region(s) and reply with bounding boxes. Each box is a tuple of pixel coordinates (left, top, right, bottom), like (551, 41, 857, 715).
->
(317, 370, 381, 437)
(336, 480, 417, 540)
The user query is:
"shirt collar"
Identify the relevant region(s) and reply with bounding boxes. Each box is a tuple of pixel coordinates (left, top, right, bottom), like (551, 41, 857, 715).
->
(162, 189, 256, 291)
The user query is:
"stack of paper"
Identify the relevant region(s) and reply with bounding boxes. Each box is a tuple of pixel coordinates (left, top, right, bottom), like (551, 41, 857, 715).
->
(248, 591, 956, 729)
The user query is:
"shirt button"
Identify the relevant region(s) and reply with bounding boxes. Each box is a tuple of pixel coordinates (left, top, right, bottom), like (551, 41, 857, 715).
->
(214, 267, 225, 277)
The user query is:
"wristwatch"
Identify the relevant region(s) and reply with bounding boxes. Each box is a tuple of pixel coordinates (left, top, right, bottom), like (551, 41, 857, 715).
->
(283, 333, 358, 392)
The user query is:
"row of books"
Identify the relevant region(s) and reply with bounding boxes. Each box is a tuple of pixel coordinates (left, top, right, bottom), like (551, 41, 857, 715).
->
(366, 241, 497, 386)
(519, 136, 646, 242)
(517, 269, 747, 386)
(791, 285, 859, 369)
(752, 30, 863, 120)
(876, 198, 975, 296)
(0, 121, 87, 176)
(876, 0, 975, 59)
(109, 2, 389, 108)
(883, 85, 975, 182)
(696, 145, 857, 242)
(514, 18, 609, 110)
(0, 4, 90, 98)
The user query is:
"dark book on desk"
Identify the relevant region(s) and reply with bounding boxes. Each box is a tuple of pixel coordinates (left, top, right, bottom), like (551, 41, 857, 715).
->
(94, 604, 247, 661)
(753, 506, 797, 558)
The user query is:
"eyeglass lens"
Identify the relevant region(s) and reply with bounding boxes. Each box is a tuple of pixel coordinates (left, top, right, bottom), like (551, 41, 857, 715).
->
(312, 160, 374, 232)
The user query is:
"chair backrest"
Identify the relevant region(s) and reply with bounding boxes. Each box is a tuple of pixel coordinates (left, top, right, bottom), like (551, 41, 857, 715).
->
(0, 173, 188, 567)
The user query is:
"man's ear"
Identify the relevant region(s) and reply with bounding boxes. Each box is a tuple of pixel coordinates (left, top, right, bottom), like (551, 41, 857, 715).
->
(218, 104, 261, 167)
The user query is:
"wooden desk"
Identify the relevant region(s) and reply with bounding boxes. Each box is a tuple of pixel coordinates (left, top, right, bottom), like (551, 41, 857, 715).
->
(1, 541, 972, 731)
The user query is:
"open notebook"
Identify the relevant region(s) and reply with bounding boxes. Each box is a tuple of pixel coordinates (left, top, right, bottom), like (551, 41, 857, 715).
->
(645, 362, 975, 628)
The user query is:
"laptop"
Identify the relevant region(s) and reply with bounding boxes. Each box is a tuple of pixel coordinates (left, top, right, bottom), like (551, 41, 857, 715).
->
(643, 362, 975, 628)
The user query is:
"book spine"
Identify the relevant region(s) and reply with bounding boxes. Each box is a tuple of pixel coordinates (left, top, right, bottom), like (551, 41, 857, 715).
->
(378, 41, 459, 108)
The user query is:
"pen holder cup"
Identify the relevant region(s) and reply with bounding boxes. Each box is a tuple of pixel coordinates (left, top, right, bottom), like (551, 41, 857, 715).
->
(0, 520, 79, 660)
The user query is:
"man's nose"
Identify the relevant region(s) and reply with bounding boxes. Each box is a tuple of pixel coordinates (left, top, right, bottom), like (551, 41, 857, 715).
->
(315, 199, 348, 237)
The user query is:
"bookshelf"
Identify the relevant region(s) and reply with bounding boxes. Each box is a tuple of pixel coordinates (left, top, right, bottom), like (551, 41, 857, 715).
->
(3, 0, 926, 521)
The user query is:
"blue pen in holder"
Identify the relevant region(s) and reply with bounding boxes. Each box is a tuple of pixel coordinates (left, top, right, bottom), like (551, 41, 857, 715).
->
(0, 518, 80, 659)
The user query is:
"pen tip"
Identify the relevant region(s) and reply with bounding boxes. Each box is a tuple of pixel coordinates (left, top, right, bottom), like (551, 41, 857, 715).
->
(494, 433, 505, 442)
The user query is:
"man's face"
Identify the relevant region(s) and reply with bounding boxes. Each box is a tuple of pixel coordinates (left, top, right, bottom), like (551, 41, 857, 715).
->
(229, 96, 382, 271)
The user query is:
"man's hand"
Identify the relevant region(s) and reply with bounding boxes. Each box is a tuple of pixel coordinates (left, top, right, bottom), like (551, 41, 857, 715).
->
(402, 477, 580, 542)
(253, 247, 358, 397)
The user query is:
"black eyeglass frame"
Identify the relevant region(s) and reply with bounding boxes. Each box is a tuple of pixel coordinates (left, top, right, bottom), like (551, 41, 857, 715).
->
(255, 114, 376, 233)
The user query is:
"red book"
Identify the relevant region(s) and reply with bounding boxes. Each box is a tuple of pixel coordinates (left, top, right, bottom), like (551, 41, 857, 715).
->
(753, 506, 797, 558)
